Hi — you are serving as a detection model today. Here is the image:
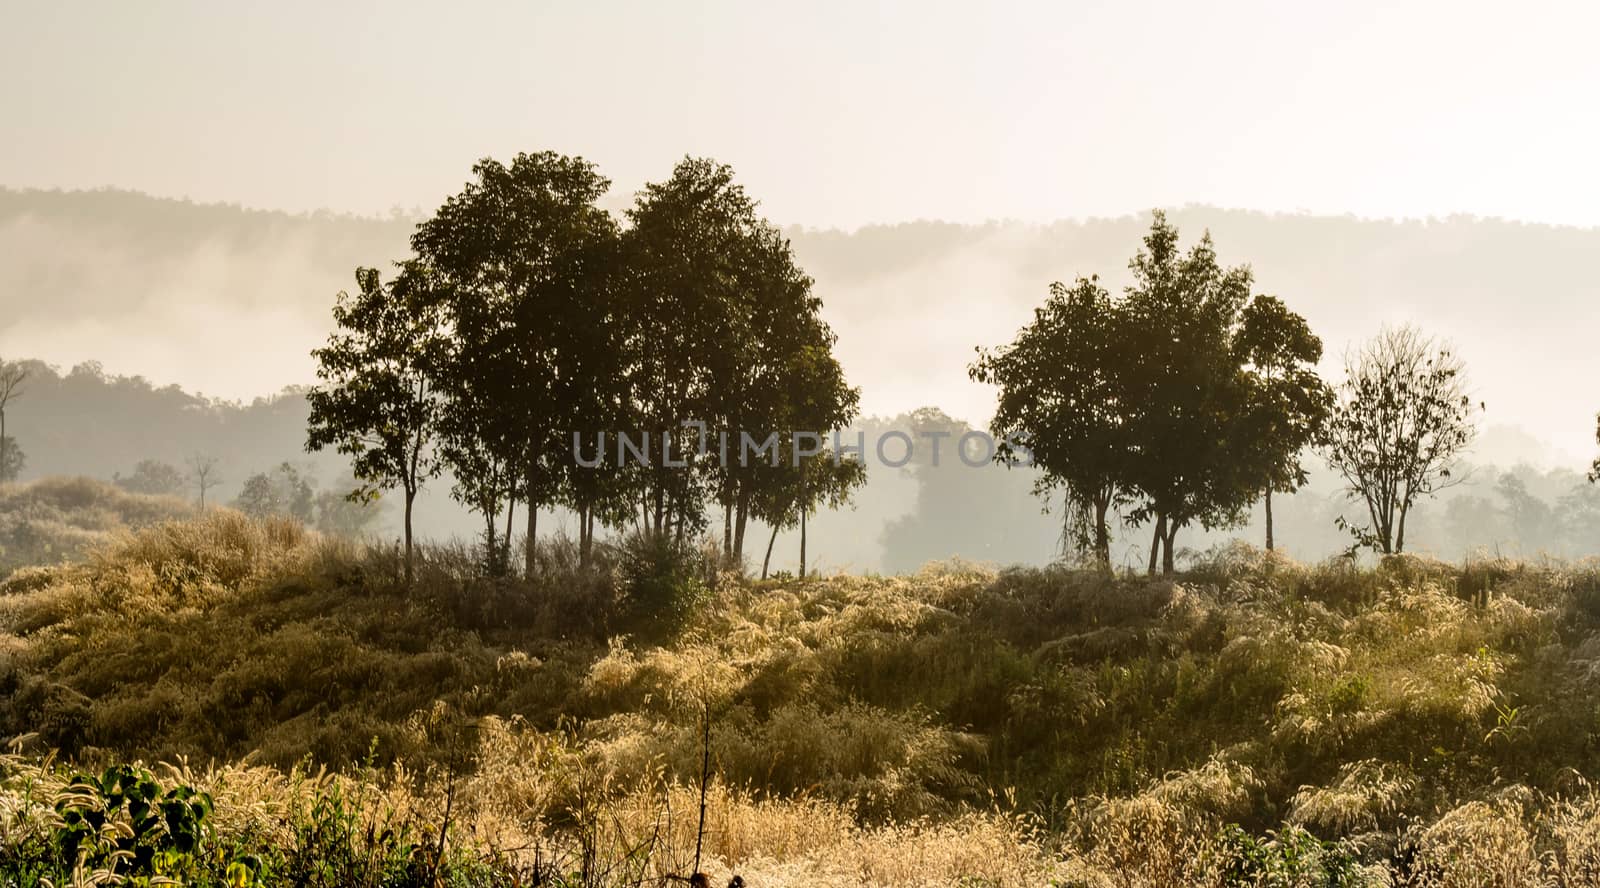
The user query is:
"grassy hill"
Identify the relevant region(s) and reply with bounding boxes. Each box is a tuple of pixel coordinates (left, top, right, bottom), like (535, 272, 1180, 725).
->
(3, 514, 1600, 884)
(0, 476, 192, 577)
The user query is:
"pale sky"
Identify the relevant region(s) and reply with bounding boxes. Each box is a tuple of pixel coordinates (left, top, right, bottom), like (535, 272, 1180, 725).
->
(5, 1, 1600, 228)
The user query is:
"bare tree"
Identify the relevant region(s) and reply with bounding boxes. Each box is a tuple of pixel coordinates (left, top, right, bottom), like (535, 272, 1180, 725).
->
(1323, 326, 1482, 554)
(0, 361, 28, 484)
(188, 453, 221, 509)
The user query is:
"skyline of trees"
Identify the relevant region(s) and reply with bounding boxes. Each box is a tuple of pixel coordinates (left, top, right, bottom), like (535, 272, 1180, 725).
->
(0, 352, 1591, 570)
(971, 213, 1335, 573)
(3, 181, 1600, 572)
(309, 153, 863, 580)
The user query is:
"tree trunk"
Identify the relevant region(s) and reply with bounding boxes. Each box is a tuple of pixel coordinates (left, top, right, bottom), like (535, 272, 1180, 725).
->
(1264, 487, 1274, 552)
(723, 501, 733, 560)
(576, 503, 589, 569)
(503, 495, 517, 573)
(734, 492, 749, 566)
(799, 508, 807, 579)
(1093, 498, 1111, 571)
(403, 487, 416, 588)
(1147, 514, 1165, 576)
(1395, 505, 1408, 554)
(762, 523, 779, 580)
(482, 509, 499, 575)
(1162, 521, 1179, 575)
(525, 501, 538, 577)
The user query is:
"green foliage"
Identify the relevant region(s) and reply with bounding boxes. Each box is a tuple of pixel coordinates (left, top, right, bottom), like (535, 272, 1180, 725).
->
(971, 212, 1329, 571)
(306, 263, 449, 582)
(51, 765, 215, 881)
(1218, 824, 1366, 887)
(616, 531, 716, 637)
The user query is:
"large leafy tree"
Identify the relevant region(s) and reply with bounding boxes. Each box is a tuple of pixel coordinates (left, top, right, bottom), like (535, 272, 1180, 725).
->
(306, 264, 448, 585)
(1235, 294, 1333, 551)
(411, 151, 621, 575)
(1121, 213, 1260, 574)
(973, 213, 1325, 574)
(621, 156, 857, 560)
(970, 275, 1133, 569)
(1323, 325, 1481, 554)
(621, 157, 758, 539)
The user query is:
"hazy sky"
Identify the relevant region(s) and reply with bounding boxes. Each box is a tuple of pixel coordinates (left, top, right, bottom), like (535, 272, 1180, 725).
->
(5, 1, 1600, 228)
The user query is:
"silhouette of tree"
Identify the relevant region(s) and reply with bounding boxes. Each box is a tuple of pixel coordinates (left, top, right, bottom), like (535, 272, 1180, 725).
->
(975, 213, 1327, 573)
(1323, 325, 1481, 554)
(622, 157, 858, 560)
(187, 453, 221, 508)
(751, 447, 866, 579)
(971, 276, 1133, 569)
(411, 151, 620, 575)
(314, 486, 384, 537)
(0, 361, 27, 484)
(1121, 212, 1266, 574)
(307, 265, 448, 584)
(1236, 294, 1333, 551)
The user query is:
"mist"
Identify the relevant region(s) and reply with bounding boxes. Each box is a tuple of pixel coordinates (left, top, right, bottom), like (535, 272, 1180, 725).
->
(3, 189, 1598, 571)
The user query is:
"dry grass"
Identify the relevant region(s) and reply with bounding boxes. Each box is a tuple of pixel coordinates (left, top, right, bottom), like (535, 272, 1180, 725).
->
(5, 513, 1600, 883)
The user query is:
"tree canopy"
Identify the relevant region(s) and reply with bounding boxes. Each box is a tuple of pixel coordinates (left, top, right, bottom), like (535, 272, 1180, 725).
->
(973, 212, 1329, 572)
(310, 152, 860, 580)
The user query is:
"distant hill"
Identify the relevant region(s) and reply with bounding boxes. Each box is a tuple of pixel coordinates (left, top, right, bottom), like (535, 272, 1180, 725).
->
(4, 187, 1598, 463)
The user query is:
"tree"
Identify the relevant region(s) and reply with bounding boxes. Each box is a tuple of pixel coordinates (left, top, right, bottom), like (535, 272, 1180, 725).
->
(621, 157, 780, 542)
(411, 151, 621, 576)
(0, 436, 23, 483)
(307, 264, 448, 585)
(314, 487, 385, 537)
(970, 275, 1133, 570)
(1497, 473, 1553, 550)
(188, 453, 221, 508)
(974, 213, 1322, 574)
(0, 361, 27, 485)
(1235, 294, 1333, 551)
(232, 462, 315, 522)
(712, 223, 856, 566)
(1120, 213, 1263, 574)
(750, 447, 867, 579)
(1323, 325, 1482, 554)
(114, 459, 187, 496)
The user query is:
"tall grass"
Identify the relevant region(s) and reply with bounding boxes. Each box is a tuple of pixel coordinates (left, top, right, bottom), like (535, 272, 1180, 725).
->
(5, 512, 1600, 883)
